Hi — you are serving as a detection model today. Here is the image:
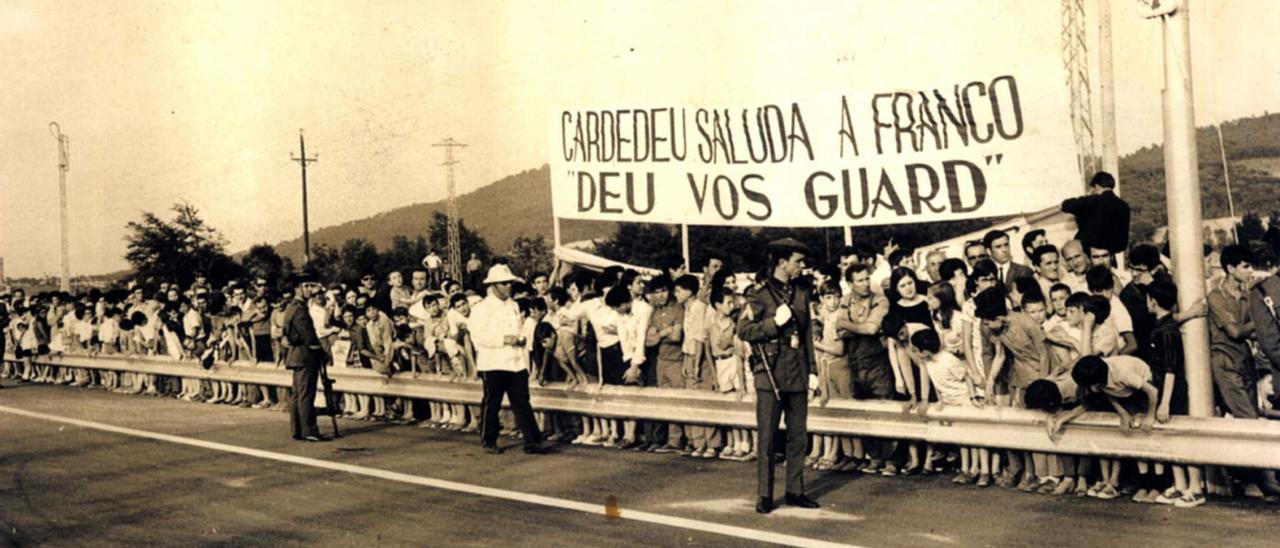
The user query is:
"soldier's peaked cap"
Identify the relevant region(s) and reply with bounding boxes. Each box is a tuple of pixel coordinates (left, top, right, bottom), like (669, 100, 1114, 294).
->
(767, 238, 811, 255)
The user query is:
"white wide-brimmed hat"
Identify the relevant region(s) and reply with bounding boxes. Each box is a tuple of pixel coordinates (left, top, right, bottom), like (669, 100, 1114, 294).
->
(482, 264, 524, 285)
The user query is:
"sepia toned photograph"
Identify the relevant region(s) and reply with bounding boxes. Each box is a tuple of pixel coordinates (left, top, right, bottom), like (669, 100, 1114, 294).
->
(2, 1, 1280, 546)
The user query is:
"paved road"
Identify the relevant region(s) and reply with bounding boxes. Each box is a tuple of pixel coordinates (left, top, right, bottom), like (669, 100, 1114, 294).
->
(1, 381, 1278, 547)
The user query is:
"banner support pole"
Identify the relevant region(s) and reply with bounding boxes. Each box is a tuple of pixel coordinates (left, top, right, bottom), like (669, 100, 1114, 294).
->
(680, 224, 690, 273)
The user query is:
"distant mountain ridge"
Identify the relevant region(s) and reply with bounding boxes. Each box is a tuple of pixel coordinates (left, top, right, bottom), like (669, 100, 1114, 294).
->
(266, 166, 612, 263)
(260, 113, 1280, 261)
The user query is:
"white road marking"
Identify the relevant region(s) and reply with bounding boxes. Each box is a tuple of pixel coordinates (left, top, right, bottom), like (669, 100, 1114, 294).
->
(0, 404, 865, 548)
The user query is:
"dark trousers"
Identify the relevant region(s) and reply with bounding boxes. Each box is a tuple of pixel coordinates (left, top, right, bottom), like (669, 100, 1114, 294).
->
(480, 370, 541, 449)
(757, 389, 808, 499)
(289, 366, 320, 438)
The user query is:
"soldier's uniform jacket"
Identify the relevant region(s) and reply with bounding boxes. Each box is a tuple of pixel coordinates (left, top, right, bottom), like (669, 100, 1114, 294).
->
(737, 276, 815, 393)
(1250, 274, 1280, 371)
(282, 298, 322, 370)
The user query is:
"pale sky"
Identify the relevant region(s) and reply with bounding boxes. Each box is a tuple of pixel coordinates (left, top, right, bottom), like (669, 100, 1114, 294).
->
(1, 0, 1277, 278)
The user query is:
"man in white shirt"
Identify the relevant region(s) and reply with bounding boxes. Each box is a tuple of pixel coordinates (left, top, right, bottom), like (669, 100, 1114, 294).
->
(424, 251, 443, 289)
(470, 264, 545, 455)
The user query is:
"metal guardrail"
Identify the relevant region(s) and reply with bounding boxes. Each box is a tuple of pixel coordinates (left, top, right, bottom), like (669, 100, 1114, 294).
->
(14, 354, 1280, 469)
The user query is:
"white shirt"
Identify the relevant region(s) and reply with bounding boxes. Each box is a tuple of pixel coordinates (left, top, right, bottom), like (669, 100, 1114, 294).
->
(446, 308, 469, 338)
(309, 303, 338, 338)
(1107, 294, 1134, 335)
(567, 298, 622, 348)
(925, 351, 971, 406)
(469, 293, 527, 372)
(621, 298, 653, 365)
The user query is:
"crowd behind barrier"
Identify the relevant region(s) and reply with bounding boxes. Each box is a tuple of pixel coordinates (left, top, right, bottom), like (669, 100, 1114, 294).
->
(5, 173, 1280, 509)
(17, 352, 1280, 472)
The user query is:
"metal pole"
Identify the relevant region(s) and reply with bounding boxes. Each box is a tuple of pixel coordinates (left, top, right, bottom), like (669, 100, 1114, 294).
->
(1214, 125, 1238, 243)
(49, 122, 71, 292)
(300, 134, 310, 265)
(292, 130, 318, 265)
(1161, 2, 1212, 418)
(680, 224, 690, 273)
(1097, 0, 1120, 194)
(843, 226, 853, 246)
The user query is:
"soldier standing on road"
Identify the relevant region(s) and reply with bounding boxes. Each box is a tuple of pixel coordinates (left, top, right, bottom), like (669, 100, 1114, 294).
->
(738, 238, 821, 514)
(283, 270, 326, 442)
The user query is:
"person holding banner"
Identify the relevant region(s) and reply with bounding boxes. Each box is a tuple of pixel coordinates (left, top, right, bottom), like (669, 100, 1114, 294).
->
(738, 238, 820, 514)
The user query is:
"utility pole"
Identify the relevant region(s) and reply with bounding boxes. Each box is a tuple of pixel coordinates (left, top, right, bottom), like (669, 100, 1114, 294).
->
(49, 122, 71, 292)
(433, 138, 466, 282)
(291, 130, 318, 265)
(1155, 1, 1212, 417)
(1097, 0, 1120, 194)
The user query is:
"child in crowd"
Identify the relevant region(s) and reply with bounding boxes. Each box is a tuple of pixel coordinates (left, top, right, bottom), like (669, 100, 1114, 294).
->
(1024, 370, 1091, 496)
(911, 329, 985, 482)
(675, 274, 720, 458)
(546, 287, 589, 387)
(331, 306, 359, 418)
(811, 282, 853, 470)
(1061, 355, 1160, 500)
(706, 286, 752, 461)
(973, 286, 1052, 490)
(1144, 280, 1204, 507)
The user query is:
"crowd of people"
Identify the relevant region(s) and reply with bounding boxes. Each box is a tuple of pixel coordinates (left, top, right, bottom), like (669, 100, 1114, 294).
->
(4, 171, 1280, 509)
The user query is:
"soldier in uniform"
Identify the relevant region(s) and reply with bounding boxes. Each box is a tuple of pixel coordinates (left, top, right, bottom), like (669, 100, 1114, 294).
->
(738, 238, 821, 514)
(282, 270, 326, 442)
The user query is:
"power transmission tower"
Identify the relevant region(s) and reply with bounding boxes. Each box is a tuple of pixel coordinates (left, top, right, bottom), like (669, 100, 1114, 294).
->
(291, 130, 318, 265)
(432, 138, 466, 282)
(49, 122, 71, 292)
(1060, 0, 1096, 184)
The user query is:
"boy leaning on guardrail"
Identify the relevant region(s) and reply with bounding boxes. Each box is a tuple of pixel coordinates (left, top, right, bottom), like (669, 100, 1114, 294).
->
(1067, 355, 1159, 501)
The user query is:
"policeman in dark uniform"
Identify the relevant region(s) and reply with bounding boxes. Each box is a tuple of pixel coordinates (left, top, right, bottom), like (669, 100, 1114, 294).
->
(282, 270, 326, 442)
(738, 238, 821, 514)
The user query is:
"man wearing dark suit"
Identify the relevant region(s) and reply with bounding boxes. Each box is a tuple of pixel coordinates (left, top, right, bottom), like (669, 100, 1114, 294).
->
(983, 229, 1035, 287)
(737, 238, 820, 515)
(282, 270, 326, 442)
(1061, 171, 1131, 255)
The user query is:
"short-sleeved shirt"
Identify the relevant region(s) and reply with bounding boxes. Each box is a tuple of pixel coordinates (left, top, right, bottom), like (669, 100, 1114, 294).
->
(815, 306, 846, 358)
(1091, 321, 1120, 357)
(925, 351, 971, 406)
(706, 308, 738, 359)
(682, 299, 708, 355)
(997, 312, 1051, 389)
(1044, 369, 1083, 409)
(1106, 295, 1134, 336)
(1100, 355, 1152, 398)
(1207, 278, 1253, 362)
(1145, 315, 1187, 408)
(648, 301, 684, 362)
(842, 292, 888, 360)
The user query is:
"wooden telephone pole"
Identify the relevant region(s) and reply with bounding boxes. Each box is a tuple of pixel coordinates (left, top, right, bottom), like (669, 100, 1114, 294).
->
(291, 130, 318, 265)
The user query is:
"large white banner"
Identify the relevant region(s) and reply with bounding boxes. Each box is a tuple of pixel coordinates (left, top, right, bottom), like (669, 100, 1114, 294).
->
(551, 75, 1078, 227)
(548, 3, 1080, 227)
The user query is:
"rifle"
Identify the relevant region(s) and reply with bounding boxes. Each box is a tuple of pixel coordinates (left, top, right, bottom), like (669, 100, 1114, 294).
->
(750, 341, 782, 402)
(318, 358, 341, 438)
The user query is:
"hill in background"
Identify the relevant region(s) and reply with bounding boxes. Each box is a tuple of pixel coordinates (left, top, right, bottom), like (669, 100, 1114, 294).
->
(268, 166, 611, 263)
(260, 113, 1280, 262)
(1120, 112, 1280, 239)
